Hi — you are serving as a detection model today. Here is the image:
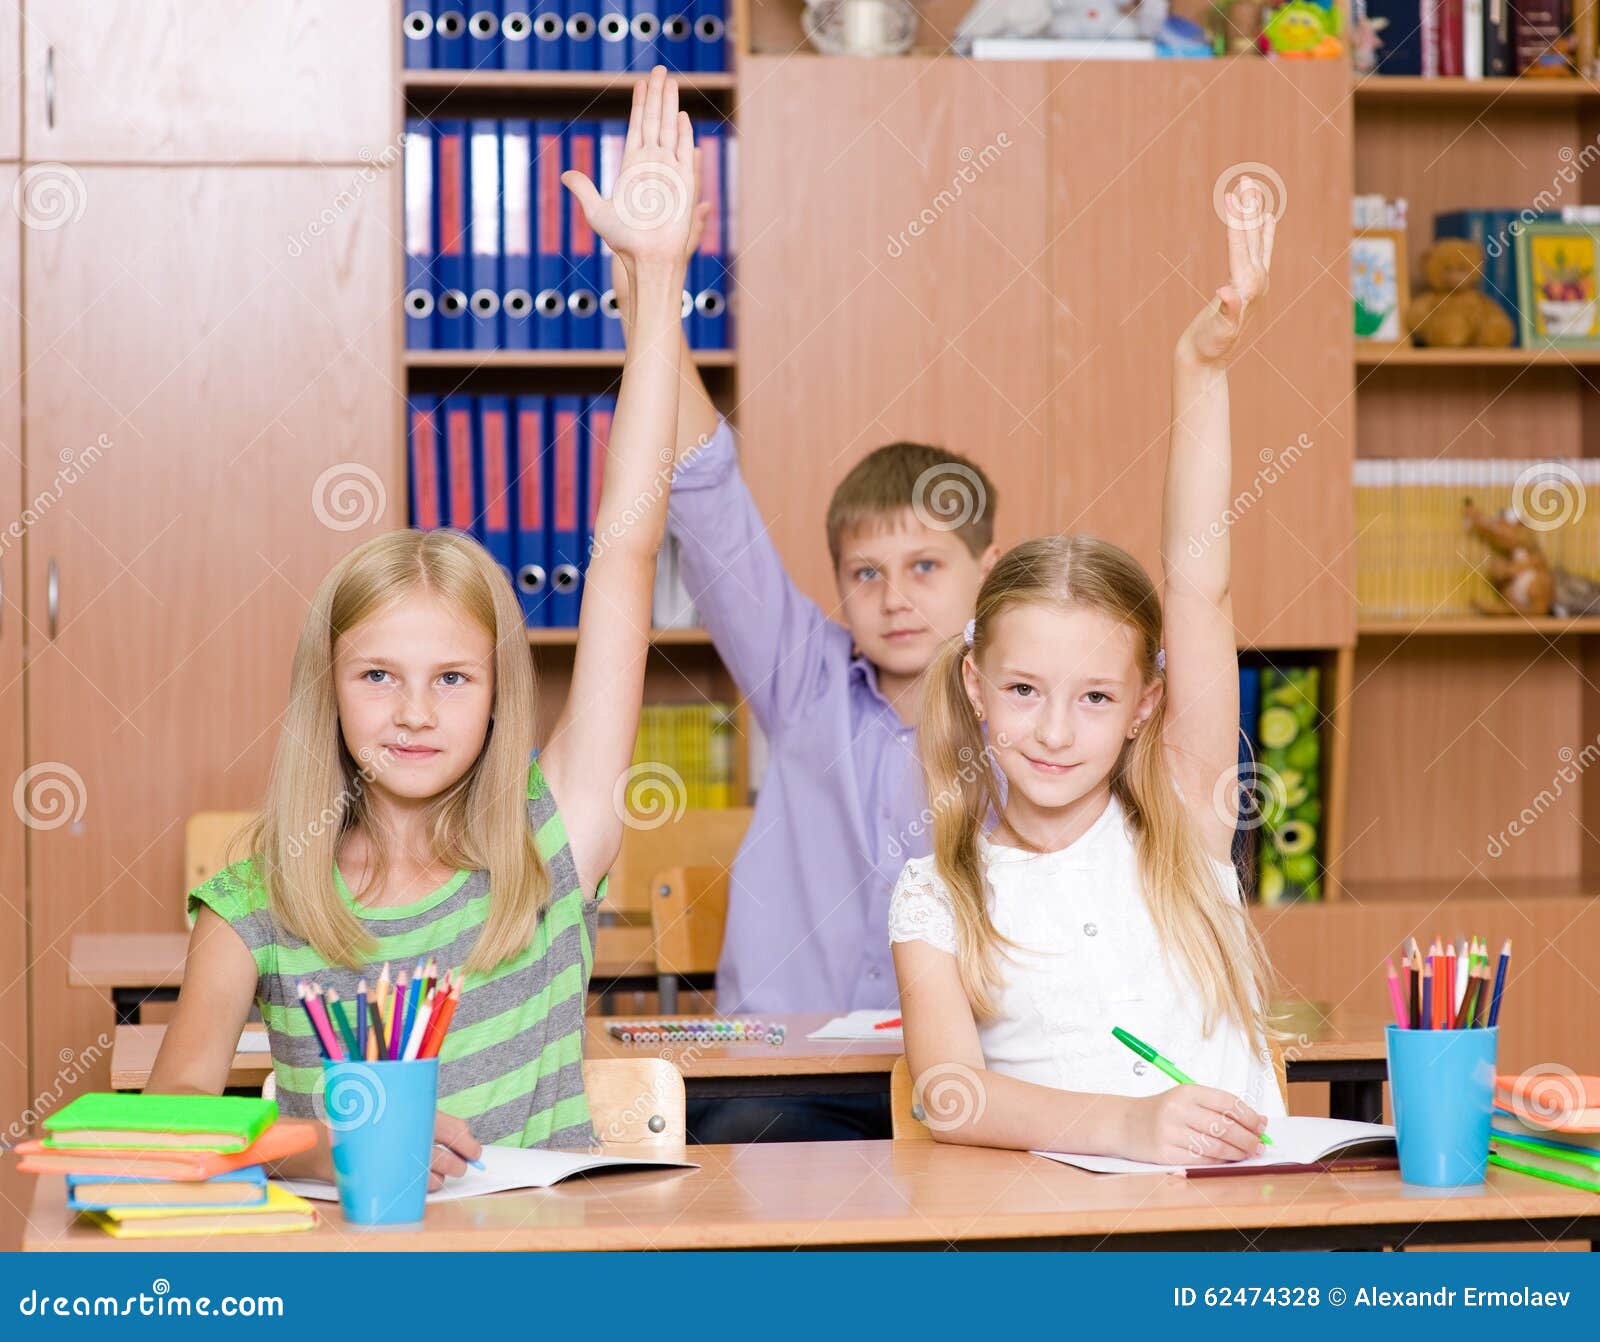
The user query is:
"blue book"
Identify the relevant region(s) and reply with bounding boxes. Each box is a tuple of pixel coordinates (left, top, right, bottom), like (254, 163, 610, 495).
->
(533, 121, 567, 348)
(513, 395, 552, 627)
(467, 4, 504, 66)
(479, 396, 517, 592)
(468, 119, 504, 350)
(409, 394, 444, 530)
(434, 119, 471, 350)
(530, 0, 565, 66)
(500, 2, 535, 68)
(630, 0, 661, 70)
(598, 119, 628, 351)
(403, 118, 436, 350)
(1352, 0, 1420, 75)
(598, 0, 630, 68)
(441, 395, 477, 537)
(1434, 209, 1547, 349)
(548, 395, 585, 626)
(660, 6, 693, 68)
(434, 4, 470, 67)
(67, 1166, 268, 1213)
(566, 2, 600, 69)
(565, 123, 602, 350)
(502, 118, 535, 349)
(692, 0, 726, 71)
(691, 128, 728, 349)
(404, 7, 435, 68)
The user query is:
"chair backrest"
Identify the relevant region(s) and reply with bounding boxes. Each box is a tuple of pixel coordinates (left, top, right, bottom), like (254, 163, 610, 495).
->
(606, 808, 752, 918)
(649, 865, 731, 978)
(187, 811, 254, 889)
(582, 1057, 686, 1145)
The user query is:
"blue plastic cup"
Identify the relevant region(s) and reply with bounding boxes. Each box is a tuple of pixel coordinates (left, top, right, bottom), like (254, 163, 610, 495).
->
(1385, 1024, 1498, 1187)
(319, 1058, 438, 1225)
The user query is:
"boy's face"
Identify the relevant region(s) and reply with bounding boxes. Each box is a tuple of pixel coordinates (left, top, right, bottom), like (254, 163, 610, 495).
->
(834, 510, 997, 681)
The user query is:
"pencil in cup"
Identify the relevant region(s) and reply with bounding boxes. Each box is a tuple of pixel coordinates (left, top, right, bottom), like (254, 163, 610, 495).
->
(1387, 937, 1509, 1029)
(300, 968, 466, 1063)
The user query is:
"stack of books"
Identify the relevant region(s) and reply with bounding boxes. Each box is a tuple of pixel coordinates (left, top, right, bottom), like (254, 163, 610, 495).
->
(632, 702, 737, 808)
(13, 1093, 319, 1238)
(1489, 1073, 1600, 1191)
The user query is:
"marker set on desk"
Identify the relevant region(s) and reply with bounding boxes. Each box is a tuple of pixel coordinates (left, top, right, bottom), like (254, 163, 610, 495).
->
(405, 118, 733, 350)
(297, 962, 463, 1061)
(1385, 936, 1510, 1029)
(403, 1, 729, 73)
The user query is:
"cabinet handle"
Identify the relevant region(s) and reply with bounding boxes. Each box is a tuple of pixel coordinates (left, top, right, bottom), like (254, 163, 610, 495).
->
(44, 45, 54, 130)
(47, 557, 58, 638)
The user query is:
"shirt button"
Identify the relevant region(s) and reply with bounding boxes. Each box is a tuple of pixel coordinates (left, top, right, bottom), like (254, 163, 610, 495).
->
(866, 966, 882, 982)
(1083, 922, 1098, 937)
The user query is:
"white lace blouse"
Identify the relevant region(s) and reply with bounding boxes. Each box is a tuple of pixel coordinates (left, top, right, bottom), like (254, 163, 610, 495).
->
(887, 792, 1286, 1118)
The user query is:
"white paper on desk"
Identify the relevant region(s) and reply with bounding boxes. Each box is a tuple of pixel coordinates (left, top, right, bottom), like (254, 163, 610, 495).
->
(277, 1144, 698, 1203)
(1034, 1116, 1396, 1175)
(806, 1010, 902, 1041)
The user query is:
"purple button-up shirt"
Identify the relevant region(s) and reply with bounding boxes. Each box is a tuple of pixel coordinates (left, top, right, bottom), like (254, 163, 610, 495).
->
(666, 418, 930, 1013)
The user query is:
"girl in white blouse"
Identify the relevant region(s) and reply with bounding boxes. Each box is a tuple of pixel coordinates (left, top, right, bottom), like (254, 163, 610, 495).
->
(889, 177, 1288, 1168)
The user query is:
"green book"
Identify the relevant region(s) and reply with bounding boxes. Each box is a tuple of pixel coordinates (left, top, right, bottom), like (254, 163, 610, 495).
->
(1489, 1132, 1600, 1193)
(43, 1093, 278, 1154)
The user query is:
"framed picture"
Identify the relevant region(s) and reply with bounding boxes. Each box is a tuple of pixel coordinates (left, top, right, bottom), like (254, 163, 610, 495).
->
(1351, 229, 1408, 345)
(1514, 219, 1600, 347)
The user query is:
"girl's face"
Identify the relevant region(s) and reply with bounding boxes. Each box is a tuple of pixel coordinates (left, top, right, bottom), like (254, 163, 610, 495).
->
(962, 602, 1162, 822)
(332, 593, 497, 806)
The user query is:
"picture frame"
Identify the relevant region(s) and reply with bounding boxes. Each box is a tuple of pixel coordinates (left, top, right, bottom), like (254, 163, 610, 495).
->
(1514, 219, 1600, 348)
(1351, 228, 1408, 346)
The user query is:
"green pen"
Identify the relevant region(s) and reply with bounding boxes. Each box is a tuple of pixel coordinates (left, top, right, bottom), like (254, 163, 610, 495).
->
(1111, 1026, 1274, 1147)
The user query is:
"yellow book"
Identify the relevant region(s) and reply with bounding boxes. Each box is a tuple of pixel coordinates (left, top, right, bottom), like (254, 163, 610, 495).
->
(83, 1182, 317, 1238)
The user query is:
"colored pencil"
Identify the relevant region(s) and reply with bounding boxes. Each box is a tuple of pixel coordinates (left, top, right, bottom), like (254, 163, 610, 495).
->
(389, 973, 409, 1061)
(1443, 942, 1456, 1021)
(295, 981, 333, 1058)
(402, 964, 424, 1053)
(356, 978, 368, 1060)
(1385, 960, 1408, 1028)
(1488, 938, 1511, 1027)
(403, 999, 433, 1061)
(418, 983, 460, 1059)
(326, 988, 359, 1059)
(1473, 964, 1489, 1028)
(1420, 961, 1433, 1031)
(1451, 969, 1477, 1030)
(377, 962, 393, 1049)
(1408, 948, 1420, 1029)
(366, 998, 384, 1060)
(301, 982, 345, 1060)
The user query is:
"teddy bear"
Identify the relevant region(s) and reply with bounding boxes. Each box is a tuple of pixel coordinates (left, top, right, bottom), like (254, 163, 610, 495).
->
(1463, 500, 1554, 616)
(1404, 238, 1515, 348)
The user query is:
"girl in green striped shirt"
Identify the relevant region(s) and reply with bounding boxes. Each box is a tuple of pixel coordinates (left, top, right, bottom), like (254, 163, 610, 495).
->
(148, 69, 708, 1189)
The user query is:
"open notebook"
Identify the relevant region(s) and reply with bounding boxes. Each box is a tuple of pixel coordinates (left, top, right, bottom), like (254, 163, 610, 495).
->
(1035, 1116, 1396, 1175)
(279, 1144, 697, 1204)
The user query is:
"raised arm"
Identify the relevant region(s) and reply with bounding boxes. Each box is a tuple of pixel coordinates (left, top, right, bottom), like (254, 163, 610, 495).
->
(540, 68, 698, 894)
(1160, 177, 1274, 862)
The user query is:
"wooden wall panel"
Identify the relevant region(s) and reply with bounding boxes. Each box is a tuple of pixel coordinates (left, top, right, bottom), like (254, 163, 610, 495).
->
(23, 1, 393, 164)
(0, 1, 18, 161)
(1047, 60, 1354, 649)
(734, 56, 1054, 612)
(22, 167, 400, 1094)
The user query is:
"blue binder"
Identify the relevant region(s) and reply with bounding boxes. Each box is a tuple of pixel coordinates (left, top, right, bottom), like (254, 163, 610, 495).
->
(566, 4, 600, 68)
(404, 8, 435, 67)
(548, 395, 585, 626)
(468, 119, 503, 350)
(404, 119, 436, 350)
(597, 119, 627, 351)
(533, 121, 567, 348)
(434, 5, 470, 66)
(500, 3, 535, 67)
(630, 0, 661, 69)
(467, 5, 504, 66)
(582, 396, 616, 582)
(598, 0, 630, 68)
(434, 119, 470, 350)
(479, 396, 516, 590)
(441, 395, 478, 538)
(691, 129, 727, 349)
(692, 0, 726, 71)
(530, 0, 564, 66)
(513, 395, 551, 627)
(661, 7, 692, 68)
(501, 118, 534, 349)
(408, 395, 443, 530)
(566, 123, 602, 350)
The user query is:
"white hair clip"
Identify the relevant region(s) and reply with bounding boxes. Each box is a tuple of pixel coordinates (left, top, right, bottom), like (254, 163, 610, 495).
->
(1156, 647, 1166, 672)
(963, 618, 976, 647)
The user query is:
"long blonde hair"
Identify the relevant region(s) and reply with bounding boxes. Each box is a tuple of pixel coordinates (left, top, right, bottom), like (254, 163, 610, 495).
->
(238, 528, 548, 975)
(920, 534, 1280, 1056)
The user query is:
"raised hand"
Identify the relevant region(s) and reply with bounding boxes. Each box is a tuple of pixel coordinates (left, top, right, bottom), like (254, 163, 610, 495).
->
(561, 66, 699, 273)
(1178, 174, 1275, 368)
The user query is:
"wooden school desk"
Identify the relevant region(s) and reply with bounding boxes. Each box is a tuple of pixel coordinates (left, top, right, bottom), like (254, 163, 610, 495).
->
(23, 1140, 1600, 1252)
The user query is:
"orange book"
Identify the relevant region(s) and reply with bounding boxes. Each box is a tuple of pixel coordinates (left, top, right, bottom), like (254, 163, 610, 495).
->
(1494, 1074, 1600, 1131)
(14, 1119, 318, 1181)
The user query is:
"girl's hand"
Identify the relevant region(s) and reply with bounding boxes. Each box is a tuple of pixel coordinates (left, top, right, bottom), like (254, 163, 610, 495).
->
(561, 65, 698, 273)
(1119, 1085, 1269, 1165)
(1177, 174, 1275, 369)
(430, 1109, 483, 1190)
(609, 191, 713, 315)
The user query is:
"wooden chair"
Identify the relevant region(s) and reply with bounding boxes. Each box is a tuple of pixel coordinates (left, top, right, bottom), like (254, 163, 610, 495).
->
(649, 863, 731, 1012)
(186, 810, 254, 891)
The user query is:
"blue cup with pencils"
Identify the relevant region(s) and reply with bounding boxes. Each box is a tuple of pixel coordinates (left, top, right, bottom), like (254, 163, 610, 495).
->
(1383, 935, 1510, 1187)
(299, 963, 465, 1225)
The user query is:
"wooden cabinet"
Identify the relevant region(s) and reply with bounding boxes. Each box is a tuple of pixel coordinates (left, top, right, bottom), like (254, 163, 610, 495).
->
(22, 167, 400, 1088)
(23, 1, 393, 164)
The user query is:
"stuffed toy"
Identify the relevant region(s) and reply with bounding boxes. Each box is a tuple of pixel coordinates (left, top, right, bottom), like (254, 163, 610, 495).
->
(1463, 501, 1555, 616)
(1405, 239, 1515, 348)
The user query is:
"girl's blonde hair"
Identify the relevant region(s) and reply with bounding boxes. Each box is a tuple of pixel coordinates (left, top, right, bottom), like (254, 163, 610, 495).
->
(239, 528, 548, 975)
(920, 534, 1280, 1057)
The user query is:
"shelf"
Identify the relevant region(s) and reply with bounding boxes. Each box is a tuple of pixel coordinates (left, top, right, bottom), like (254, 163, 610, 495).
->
(528, 626, 713, 647)
(1356, 345, 1600, 367)
(1358, 617, 1600, 636)
(404, 71, 738, 95)
(1340, 876, 1600, 903)
(407, 350, 735, 371)
(1353, 75, 1600, 107)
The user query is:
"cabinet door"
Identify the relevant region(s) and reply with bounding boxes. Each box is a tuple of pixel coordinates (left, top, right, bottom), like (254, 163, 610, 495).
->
(24, 1, 393, 163)
(23, 167, 400, 1090)
(735, 57, 1055, 607)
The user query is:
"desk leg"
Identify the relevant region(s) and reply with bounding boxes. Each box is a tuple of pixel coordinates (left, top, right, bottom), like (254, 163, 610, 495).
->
(1329, 1078, 1384, 1123)
(112, 989, 142, 1026)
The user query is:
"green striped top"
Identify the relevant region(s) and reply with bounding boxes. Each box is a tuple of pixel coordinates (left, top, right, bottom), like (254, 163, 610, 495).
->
(187, 759, 603, 1149)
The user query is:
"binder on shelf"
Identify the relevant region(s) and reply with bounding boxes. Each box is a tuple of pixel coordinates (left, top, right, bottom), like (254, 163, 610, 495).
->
(549, 395, 585, 626)
(692, 129, 727, 349)
(479, 396, 516, 591)
(530, 0, 565, 67)
(692, 0, 727, 71)
(434, 119, 470, 350)
(598, 0, 631, 68)
(404, 119, 436, 350)
(501, 118, 535, 349)
(442, 395, 478, 539)
(468, 5, 504, 66)
(598, 119, 627, 350)
(469, 120, 504, 350)
(661, 7, 693, 68)
(583, 395, 615, 572)
(404, 8, 435, 68)
(566, 3, 600, 69)
(408, 396, 443, 531)
(630, 0, 662, 70)
(434, 5, 470, 67)
(533, 121, 567, 349)
(500, 3, 535, 68)
(566, 122, 602, 350)
(514, 395, 551, 627)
